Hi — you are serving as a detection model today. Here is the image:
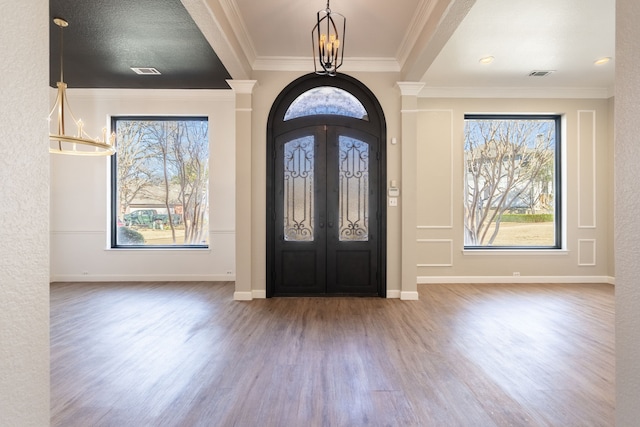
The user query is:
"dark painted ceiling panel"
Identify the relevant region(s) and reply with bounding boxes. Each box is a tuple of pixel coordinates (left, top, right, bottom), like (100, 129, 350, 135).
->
(49, 0, 232, 89)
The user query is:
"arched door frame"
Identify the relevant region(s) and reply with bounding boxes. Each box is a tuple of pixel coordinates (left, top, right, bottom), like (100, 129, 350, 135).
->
(266, 73, 387, 297)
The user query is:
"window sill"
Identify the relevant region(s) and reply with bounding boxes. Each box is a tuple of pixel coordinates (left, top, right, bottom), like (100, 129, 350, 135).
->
(106, 247, 211, 252)
(463, 249, 568, 256)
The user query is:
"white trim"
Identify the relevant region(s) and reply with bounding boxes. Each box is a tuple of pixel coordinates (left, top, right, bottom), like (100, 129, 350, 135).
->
(418, 86, 613, 99)
(233, 291, 253, 301)
(416, 109, 454, 228)
(395, 0, 438, 66)
(386, 290, 401, 299)
(218, 0, 258, 65)
(65, 87, 235, 101)
(577, 110, 597, 229)
(233, 290, 266, 300)
(226, 80, 258, 94)
(50, 274, 235, 282)
(251, 56, 401, 73)
(578, 239, 597, 266)
(462, 249, 569, 256)
(417, 239, 453, 267)
(397, 82, 426, 97)
(418, 275, 613, 284)
(252, 290, 266, 299)
(400, 291, 420, 300)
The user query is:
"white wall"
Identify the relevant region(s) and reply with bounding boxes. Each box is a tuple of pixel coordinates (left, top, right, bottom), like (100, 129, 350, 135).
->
(615, 0, 640, 423)
(415, 97, 613, 283)
(0, 0, 50, 425)
(50, 89, 237, 282)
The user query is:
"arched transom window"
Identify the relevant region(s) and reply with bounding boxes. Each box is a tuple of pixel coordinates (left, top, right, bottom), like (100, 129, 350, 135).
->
(284, 86, 369, 121)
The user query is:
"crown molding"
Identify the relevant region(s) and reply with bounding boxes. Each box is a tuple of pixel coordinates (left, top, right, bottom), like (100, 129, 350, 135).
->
(397, 82, 426, 96)
(219, 0, 257, 65)
(252, 56, 401, 73)
(62, 88, 235, 100)
(418, 86, 614, 99)
(226, 80, 258, 94)
(396, 0, 438, 67)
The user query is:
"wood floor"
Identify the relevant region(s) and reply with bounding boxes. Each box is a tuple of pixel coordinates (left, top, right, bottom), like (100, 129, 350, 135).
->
(50, 282, 614, 426)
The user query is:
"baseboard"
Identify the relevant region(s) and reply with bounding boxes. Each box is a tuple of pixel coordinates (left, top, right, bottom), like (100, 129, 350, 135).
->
(233, 291, 254, 301)
(233, 290, 266, 300)
(386, 290, 401, 299)
(418, 275, 614, 284)
(400, 291, 420, 300)
(252, 290, 267, 299)
(50, 274, 236, 282)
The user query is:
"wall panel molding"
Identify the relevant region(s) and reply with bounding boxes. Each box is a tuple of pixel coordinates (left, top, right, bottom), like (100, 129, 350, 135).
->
(577, 110, 597, 229)
(416, 109, 454, 228)
(578, 239, 597, 266)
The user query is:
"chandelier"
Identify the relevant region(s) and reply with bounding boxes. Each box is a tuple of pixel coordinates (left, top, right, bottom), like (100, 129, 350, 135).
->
(311, 0, 345, 76)
(49, 18, 116, 156)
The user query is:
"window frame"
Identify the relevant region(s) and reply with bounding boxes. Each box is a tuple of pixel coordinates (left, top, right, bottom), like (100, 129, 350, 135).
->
(110, 115, 210, 250)
(463, 113, 562, 250)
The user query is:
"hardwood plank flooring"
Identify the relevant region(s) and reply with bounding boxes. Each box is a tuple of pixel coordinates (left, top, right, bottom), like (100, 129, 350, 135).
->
(50, 282, 614, 426)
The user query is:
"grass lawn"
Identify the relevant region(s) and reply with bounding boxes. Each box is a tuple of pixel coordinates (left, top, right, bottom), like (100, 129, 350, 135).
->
(136, 228, 210, 245)
(484, 221, 555, 246)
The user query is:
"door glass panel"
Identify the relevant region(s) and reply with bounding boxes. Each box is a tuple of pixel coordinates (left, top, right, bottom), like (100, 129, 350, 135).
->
(284, 87, 368, 121)
(284, 136, 315, 241)
(339, 136, 369, 241)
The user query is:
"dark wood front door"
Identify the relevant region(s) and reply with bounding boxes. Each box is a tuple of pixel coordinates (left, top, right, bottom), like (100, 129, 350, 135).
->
(266, 73, 386, 297)
(272, 124, 379, 296)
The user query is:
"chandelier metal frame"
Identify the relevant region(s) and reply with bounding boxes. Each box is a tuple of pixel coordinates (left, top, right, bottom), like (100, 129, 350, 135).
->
(311, 1, 346, 76)
(49, 17, 116, 156)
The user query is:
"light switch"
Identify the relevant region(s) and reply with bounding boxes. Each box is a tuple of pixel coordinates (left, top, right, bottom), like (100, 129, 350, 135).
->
(389, 197, 398, 206)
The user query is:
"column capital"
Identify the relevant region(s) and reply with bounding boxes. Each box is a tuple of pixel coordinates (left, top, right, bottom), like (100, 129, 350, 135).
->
(226, 80, 258, 94)
(396, 82, 425, 97)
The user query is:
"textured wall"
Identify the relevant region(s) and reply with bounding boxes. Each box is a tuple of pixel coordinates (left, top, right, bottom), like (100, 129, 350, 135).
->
(615, 0, 640, 423)
(0, 1, 50, 426)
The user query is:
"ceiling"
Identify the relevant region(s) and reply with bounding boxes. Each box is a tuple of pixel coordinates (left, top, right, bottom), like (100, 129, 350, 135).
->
(49, 0, 615, 97)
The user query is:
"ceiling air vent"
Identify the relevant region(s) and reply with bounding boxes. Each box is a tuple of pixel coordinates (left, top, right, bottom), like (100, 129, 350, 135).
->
(131, 67, 161, 75)
(528, 70, 554, 77)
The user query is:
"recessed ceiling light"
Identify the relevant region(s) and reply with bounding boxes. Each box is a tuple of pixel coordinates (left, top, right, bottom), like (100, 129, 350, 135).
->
(131, 67, 161, 75)
(479, 56, 494, 64)
(594, 57, 611, 66)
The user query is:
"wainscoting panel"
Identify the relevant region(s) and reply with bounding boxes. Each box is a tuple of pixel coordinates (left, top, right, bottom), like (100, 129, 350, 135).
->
(416, 239, 453, 267)
(578, 239, 597, 266)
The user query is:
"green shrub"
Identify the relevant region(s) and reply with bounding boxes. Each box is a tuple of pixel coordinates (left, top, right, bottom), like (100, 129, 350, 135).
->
(117, 226, 145, 244)
(498, 214, 554, 223)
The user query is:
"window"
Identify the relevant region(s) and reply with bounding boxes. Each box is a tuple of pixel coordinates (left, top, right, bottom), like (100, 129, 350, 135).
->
(284, 86, 368, 121)
(463, 115, 561, 248)
(111, 117, 209, 248)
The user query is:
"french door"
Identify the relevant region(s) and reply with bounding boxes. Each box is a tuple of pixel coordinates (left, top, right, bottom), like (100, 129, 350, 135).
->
(271, 123, 380, 296)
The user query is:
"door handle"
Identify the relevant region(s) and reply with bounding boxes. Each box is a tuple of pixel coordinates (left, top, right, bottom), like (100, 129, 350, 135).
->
(319, 222, 325, 228)
(328, 222, 334, 228)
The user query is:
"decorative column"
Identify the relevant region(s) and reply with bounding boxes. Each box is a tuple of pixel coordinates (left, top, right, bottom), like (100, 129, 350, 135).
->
(227, 80, 257, 300)
(397, 82, 425, 300)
